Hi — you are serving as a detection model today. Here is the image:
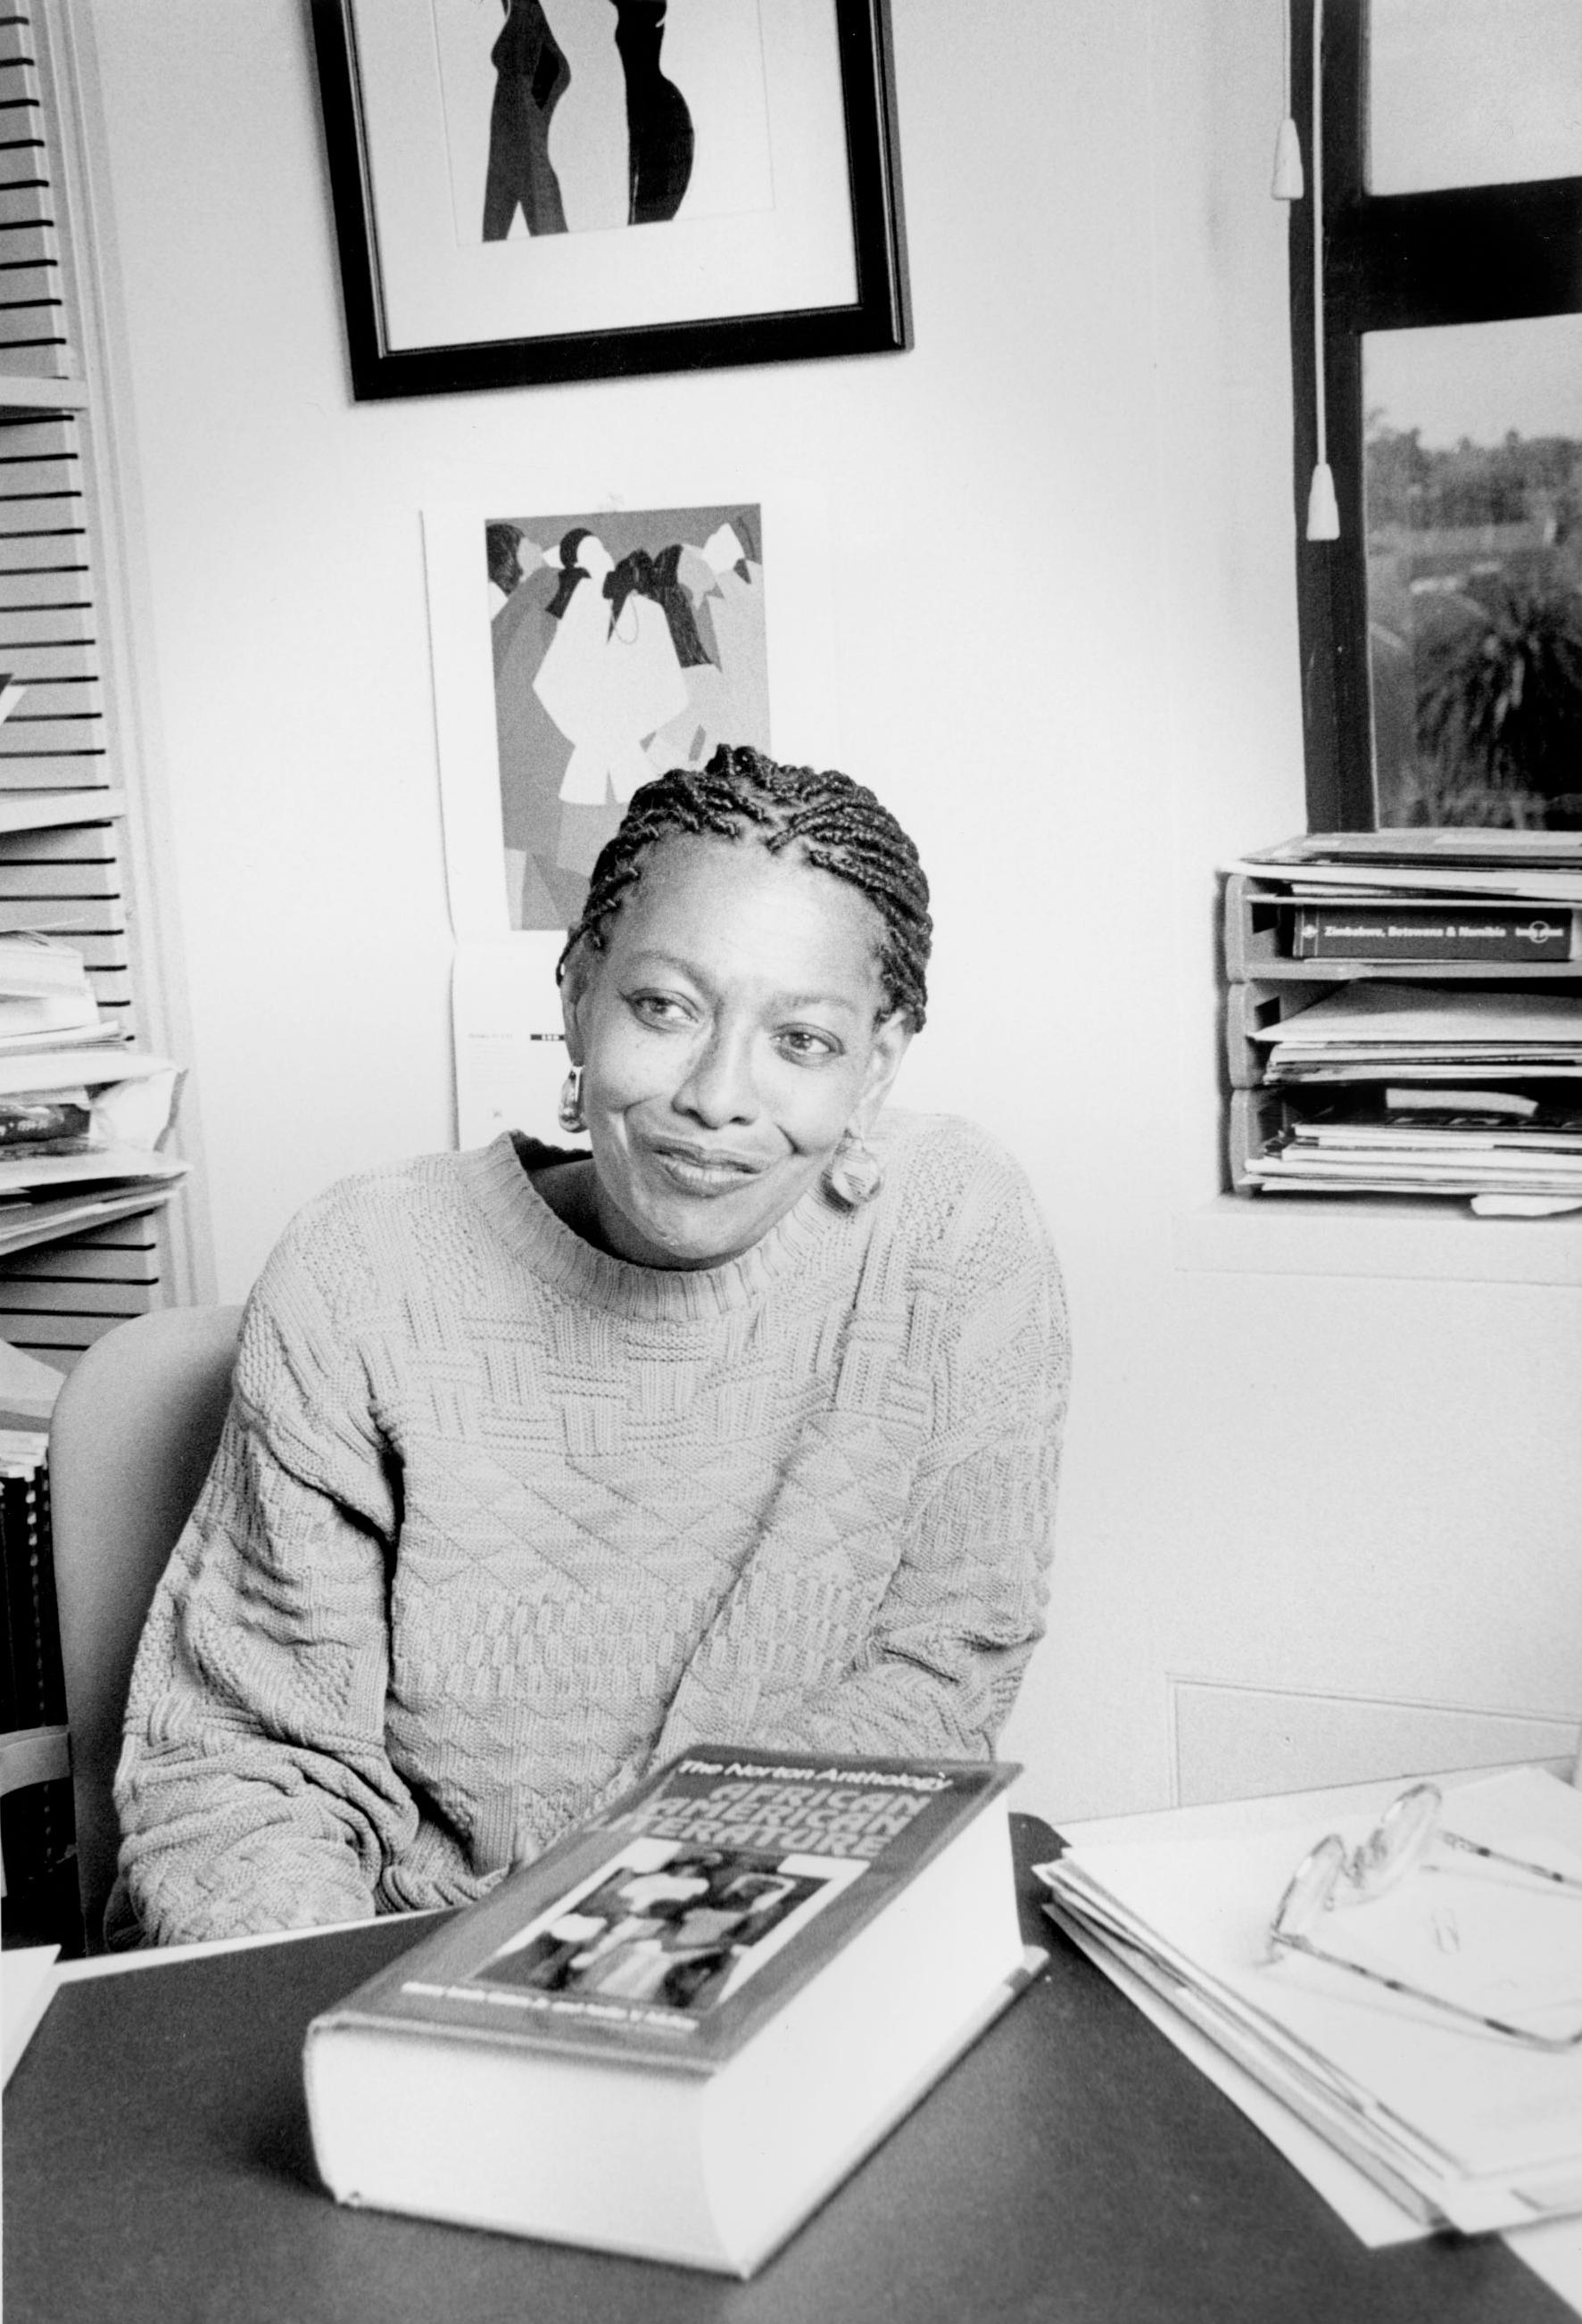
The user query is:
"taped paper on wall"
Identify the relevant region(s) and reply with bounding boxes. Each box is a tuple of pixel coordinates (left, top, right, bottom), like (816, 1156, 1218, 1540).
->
(453, 937, 567, 1149)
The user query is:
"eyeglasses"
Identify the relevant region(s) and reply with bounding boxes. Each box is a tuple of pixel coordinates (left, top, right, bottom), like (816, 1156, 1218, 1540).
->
(1269, 1782, 1582, 2050)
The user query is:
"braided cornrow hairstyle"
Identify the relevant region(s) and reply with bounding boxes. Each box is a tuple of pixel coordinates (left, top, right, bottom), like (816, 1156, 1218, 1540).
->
(557, 743, 932, 1029)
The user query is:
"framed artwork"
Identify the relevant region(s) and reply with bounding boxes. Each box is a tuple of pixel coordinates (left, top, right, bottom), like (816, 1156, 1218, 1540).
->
(310, 0, 910, 401)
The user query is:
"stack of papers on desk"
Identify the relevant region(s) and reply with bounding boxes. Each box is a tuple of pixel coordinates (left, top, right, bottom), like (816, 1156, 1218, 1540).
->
(1037, 1768, 1582, 2238)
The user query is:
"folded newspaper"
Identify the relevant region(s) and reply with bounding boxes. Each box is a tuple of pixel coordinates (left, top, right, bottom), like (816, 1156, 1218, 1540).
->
(1037, 1766, 1582, 2237)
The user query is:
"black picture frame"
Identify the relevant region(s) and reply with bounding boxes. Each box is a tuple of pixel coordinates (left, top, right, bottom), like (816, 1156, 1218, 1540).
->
(309, 0, 911, 403)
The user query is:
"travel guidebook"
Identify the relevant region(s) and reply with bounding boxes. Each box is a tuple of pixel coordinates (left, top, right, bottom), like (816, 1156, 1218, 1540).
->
(305, 1745, 1039, 2276)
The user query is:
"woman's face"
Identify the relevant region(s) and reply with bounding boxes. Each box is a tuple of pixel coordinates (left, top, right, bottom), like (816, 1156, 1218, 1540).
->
(563, 835, 912, 1270)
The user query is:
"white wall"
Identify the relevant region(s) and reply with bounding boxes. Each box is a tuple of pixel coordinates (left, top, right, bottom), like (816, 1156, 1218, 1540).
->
(86, 0, 1582, 1820)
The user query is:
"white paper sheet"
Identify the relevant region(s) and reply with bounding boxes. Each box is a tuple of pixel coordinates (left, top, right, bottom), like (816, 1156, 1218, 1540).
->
(1256, 984, 1582, 1045)
(452, 938, 567, 1149)
(0, 1046, 176, 1097)
(0, 1145, 186, 1196)
(2, 1943, 58, 2084)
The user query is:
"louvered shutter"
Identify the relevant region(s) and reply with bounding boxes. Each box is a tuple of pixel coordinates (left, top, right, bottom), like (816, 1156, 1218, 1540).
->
(0, 4, 171, 1372)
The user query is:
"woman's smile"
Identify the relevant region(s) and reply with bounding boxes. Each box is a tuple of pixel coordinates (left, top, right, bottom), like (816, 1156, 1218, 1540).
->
(644, 1138, 771, 1195)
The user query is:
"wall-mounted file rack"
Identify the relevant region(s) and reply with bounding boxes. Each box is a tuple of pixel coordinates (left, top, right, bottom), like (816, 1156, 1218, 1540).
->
(1222, 866, 1582, 1201)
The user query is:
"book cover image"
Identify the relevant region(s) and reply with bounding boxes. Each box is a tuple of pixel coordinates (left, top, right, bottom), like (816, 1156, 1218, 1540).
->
(468, 1840, 861, 2020)
(333, 1746, 1015, 2071)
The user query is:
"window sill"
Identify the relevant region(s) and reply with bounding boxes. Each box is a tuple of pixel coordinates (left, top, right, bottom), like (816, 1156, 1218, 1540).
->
(1174, 1195, 1582, 1287)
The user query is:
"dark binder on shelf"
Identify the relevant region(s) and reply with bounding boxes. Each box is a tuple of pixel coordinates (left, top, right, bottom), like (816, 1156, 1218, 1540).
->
(1224, 873, 1582, 983)
(1290, 904, 1578, 964)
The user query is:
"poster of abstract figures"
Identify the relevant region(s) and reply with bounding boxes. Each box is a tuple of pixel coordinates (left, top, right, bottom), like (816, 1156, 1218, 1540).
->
(488, 502, 769, 931)
(429, 0, 774, 247)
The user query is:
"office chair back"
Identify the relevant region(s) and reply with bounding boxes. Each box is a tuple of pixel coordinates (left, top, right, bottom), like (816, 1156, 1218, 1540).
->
(48, 1303, 243, 1947)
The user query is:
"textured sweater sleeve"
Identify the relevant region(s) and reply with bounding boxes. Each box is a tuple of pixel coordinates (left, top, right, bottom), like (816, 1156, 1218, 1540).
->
(660, 1135, 1070, 1765)
(114, 1201, 419, 1944)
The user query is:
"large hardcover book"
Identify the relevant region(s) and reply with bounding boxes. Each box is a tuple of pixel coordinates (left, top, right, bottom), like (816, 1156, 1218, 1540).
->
(305, 1744, 1039, 2276)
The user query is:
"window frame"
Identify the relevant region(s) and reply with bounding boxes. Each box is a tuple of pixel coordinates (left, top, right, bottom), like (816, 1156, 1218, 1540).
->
(1289, 0, 1582, 829)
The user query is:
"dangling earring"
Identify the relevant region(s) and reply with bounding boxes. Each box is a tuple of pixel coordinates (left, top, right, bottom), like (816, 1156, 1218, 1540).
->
(824, 1127, 883, 1209)
(558, 1065, 586, 1135)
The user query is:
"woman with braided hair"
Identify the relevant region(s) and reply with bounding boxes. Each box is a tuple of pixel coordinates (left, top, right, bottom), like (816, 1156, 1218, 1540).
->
(112, 746, 1069, 1946)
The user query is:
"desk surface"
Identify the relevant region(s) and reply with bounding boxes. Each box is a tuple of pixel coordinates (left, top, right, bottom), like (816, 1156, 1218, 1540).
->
(4, 1818, 1570, 2324)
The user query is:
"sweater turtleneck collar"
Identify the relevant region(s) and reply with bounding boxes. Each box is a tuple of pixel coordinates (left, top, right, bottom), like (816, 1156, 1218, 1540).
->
(454, 1132, 853, 1320)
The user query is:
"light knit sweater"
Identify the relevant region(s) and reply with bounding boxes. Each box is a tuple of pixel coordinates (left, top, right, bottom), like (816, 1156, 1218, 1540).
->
(115, 1110, 1069, 1944)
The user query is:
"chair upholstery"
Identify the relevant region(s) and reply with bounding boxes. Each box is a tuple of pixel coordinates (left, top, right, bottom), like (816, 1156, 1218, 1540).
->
(47, 1303, 243, 1947)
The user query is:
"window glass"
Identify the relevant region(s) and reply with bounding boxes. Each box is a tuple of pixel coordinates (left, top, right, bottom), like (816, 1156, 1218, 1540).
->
(1363, 312, 1582, 828)
(1369, 0, 1582, 194)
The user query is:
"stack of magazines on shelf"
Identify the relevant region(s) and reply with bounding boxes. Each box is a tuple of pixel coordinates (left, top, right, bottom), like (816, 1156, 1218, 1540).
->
(1248, 992, 1582, 1201)
(0, 933, 186, 1256)
(1037, 1766, 1582, 2241)
(1224, 834, 1582, 1213)
(1245, 1088, 1582, 1203)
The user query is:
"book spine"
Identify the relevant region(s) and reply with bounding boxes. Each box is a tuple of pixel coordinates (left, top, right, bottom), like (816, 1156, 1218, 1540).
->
(2, 1468, 31, 1726)
(32, 1460, 63, 1726)
(0, 1459, 61, 1728)
(1289, 906, 1577, 963)
(0, 1472, 15, 1733)
(0, 1453, 77, 1923)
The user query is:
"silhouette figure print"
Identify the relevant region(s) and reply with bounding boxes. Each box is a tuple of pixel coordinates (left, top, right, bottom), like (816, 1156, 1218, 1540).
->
(482, 0, 694, 238)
